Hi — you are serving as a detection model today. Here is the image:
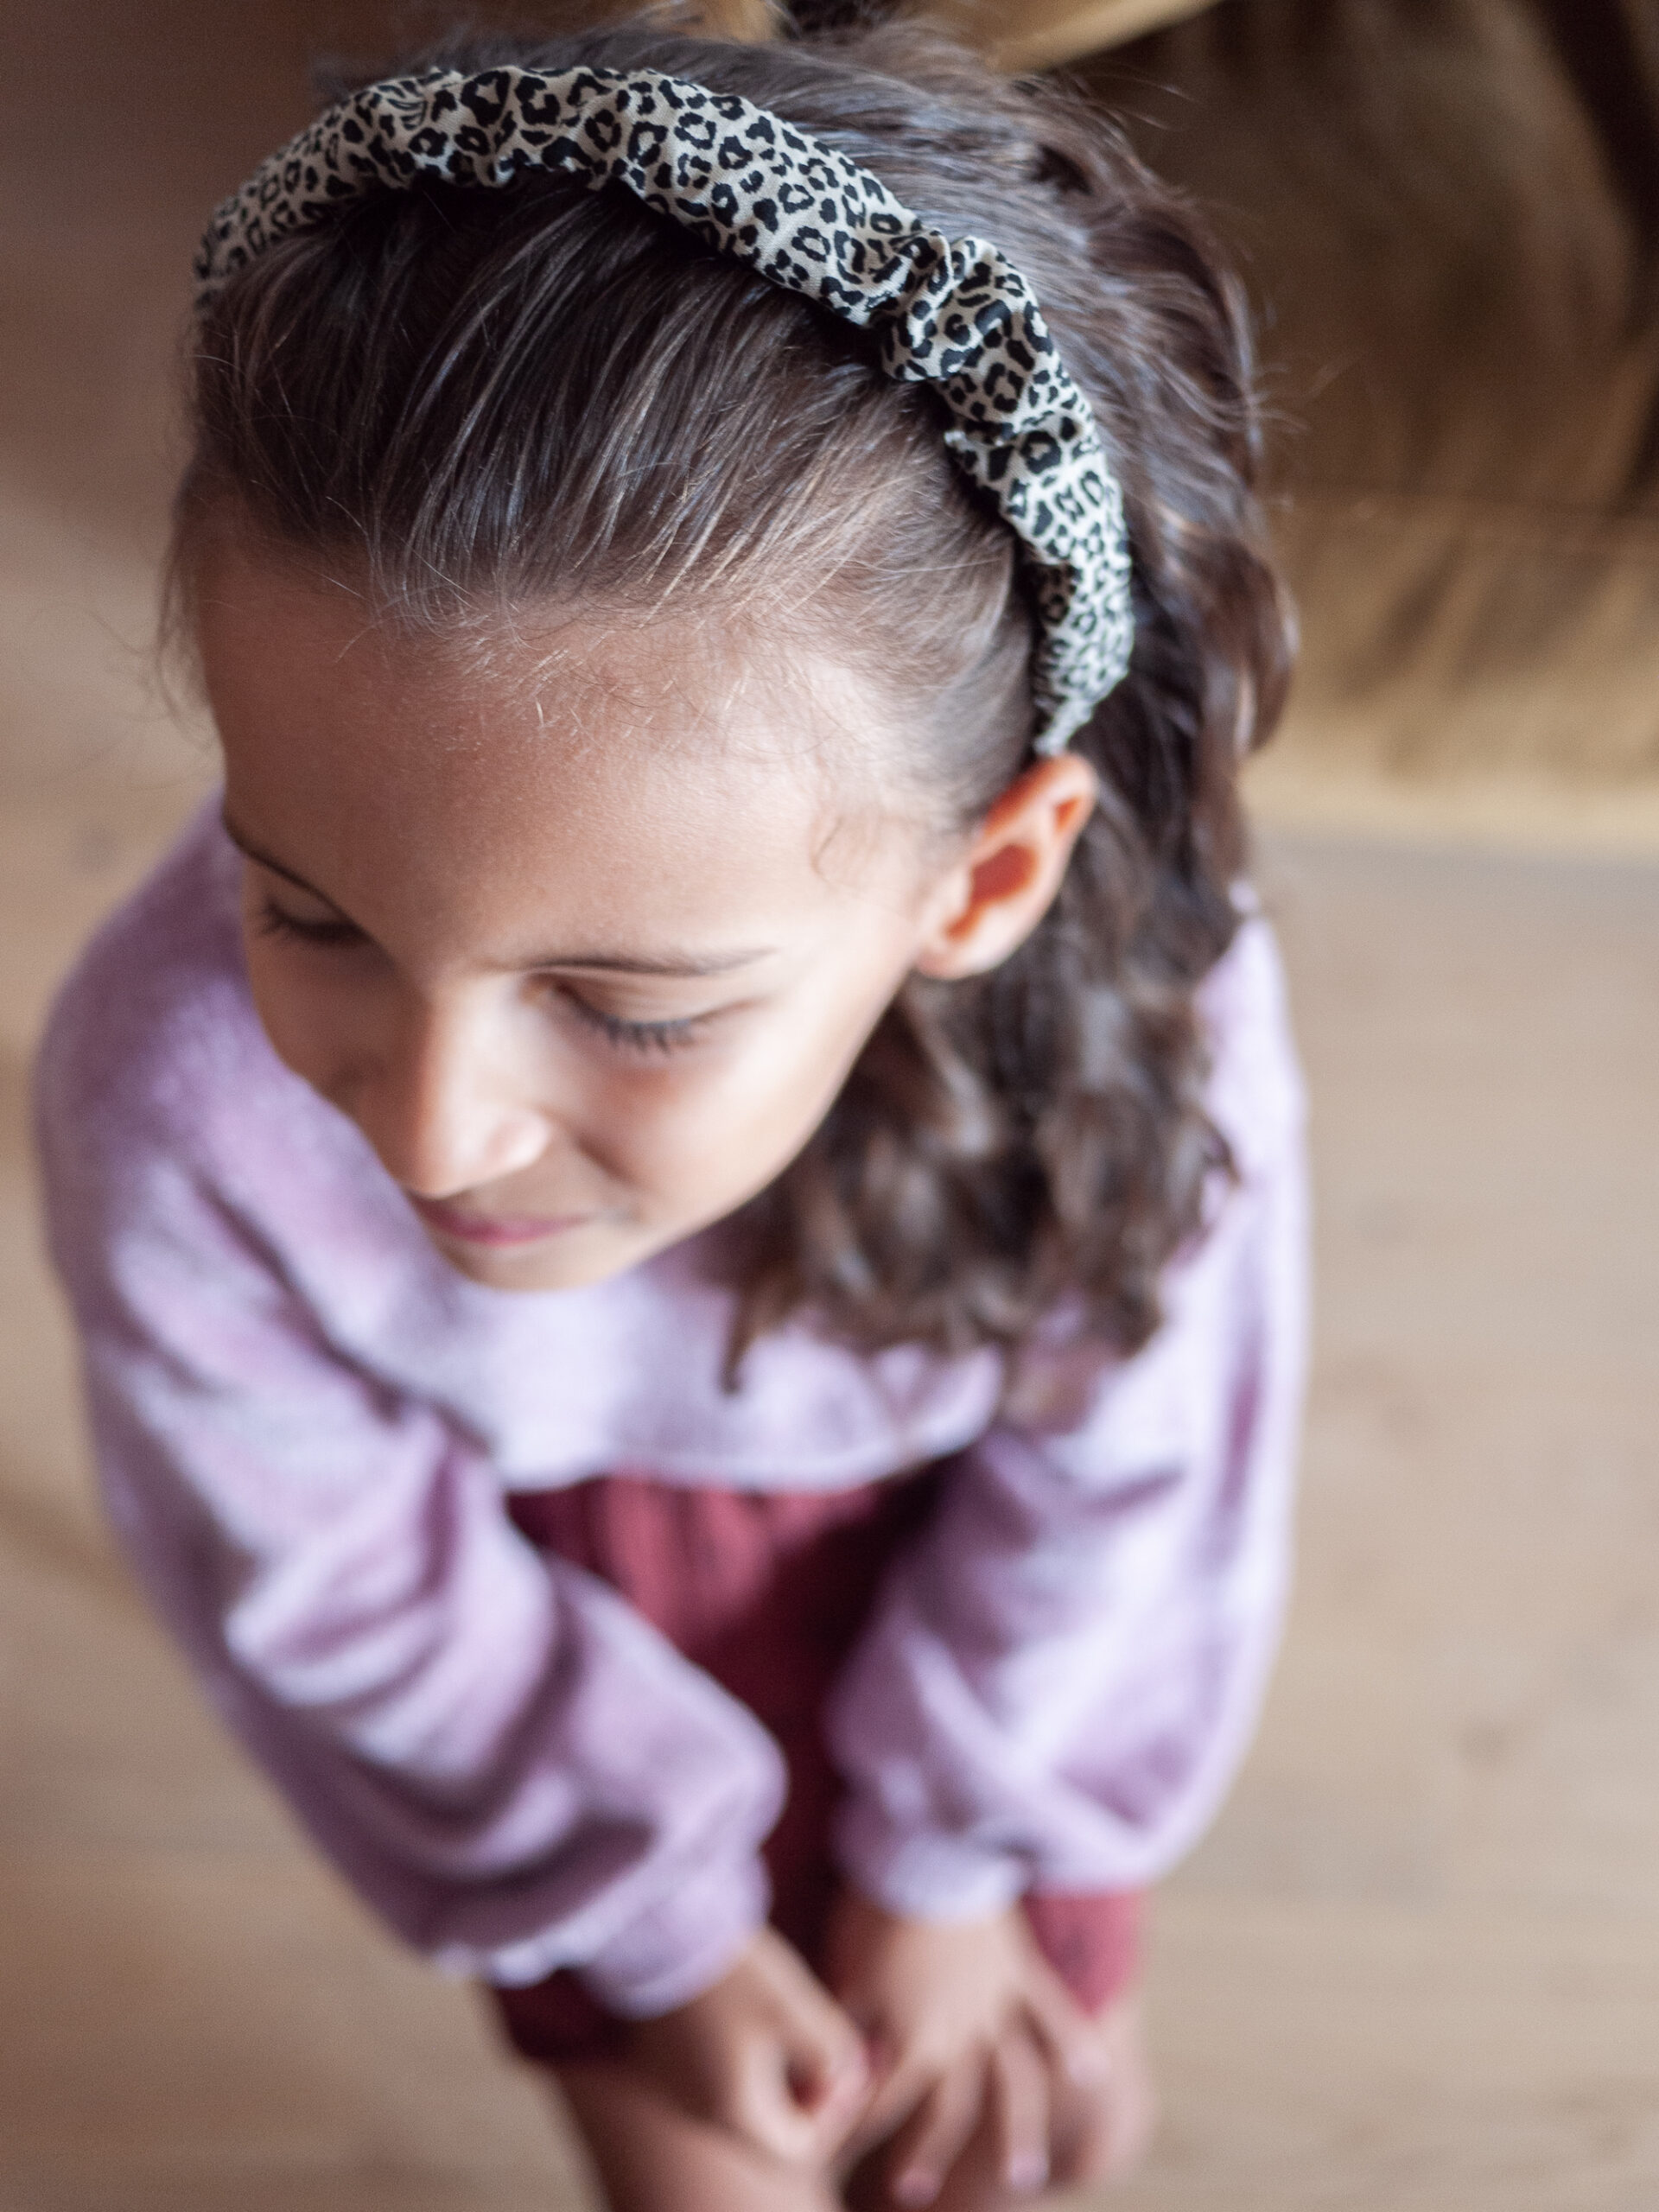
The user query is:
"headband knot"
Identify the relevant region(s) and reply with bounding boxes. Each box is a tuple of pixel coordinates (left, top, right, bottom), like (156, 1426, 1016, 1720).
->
(196, 64, 1135, 750)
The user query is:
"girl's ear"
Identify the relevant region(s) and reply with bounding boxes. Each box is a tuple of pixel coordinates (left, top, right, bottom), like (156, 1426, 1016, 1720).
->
(913, 753, 1098, 981)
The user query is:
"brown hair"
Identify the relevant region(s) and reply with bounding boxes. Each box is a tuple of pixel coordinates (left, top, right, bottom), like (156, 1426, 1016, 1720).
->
(175, 16, 1291, 1370)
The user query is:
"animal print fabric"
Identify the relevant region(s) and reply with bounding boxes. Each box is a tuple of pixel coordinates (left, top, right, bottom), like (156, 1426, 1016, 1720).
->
(195, 66, 1135, 747)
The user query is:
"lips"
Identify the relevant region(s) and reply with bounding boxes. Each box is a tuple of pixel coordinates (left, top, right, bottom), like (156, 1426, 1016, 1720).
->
(408, 1195, 592, 1249)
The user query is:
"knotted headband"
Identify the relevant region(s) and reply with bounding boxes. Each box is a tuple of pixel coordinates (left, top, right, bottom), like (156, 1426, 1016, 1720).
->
(196, 65, 1135, 751)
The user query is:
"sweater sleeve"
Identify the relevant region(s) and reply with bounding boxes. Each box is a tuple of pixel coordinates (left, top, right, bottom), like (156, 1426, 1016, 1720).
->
(826, 918, 1309, 1917)
(36, 1068, 784, 2013)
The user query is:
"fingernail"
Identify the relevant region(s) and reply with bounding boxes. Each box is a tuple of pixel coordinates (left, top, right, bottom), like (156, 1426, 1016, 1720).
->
(1007, 2152, 1049, 2193)
(1068, 2043, 1110, 2086)
(894, 2169, 939, 2206)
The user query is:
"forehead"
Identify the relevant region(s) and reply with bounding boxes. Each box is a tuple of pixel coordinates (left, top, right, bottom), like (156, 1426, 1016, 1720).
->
(194, 538, 922, 950)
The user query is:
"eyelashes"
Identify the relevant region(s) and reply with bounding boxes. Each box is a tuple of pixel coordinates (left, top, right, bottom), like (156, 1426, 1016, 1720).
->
(556, 993, 709, 1058)
(253, 897, 709, 1058)
(253, 898, 363, 950)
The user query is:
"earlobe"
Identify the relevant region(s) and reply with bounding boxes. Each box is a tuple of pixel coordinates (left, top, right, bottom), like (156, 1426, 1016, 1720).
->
(913, 753, 1098, 982)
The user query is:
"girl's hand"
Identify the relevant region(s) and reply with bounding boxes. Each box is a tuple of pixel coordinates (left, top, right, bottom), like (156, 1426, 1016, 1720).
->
(627, 1923, 871, 2167)
(824, 1892, 1109, 2206)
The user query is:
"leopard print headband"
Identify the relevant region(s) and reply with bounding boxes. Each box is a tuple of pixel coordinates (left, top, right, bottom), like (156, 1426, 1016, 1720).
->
(196, 65, 1135, 751)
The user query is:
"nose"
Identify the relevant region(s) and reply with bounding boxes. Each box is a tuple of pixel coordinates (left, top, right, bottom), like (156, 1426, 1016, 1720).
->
(346, 988, 553, 1199)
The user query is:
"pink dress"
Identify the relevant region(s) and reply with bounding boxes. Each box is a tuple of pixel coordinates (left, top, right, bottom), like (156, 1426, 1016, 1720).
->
(35, 803, 1308, 2029)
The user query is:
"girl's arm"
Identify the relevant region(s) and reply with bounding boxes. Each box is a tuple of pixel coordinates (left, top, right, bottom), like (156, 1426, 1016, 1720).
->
(38, 1091, 785, 2024)
(825, 913, 1309, 1925)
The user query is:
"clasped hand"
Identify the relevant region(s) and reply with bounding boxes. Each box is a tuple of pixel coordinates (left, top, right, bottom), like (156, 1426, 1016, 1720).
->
(627, 1895, 1116, 2206)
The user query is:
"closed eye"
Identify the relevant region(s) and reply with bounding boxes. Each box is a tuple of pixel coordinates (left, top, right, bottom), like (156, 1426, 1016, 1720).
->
(557, 989, 711, 1057)
(253, 896, 365, 950)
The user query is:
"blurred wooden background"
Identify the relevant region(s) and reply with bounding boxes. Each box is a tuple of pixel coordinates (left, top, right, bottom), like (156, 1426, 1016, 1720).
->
(1084, 0, 1659, 846)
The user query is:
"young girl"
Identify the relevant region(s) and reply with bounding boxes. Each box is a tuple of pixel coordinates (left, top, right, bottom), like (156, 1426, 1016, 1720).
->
(35, 17, 1306, 2210)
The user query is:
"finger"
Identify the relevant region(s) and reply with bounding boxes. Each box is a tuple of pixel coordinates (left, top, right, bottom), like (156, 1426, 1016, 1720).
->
(991, 2024, 1050, 2196)
(784, 2003, 871, 2139)
(1096, 1994, 1158, 2178)
(727, 2026, 830, 2167)
(838, 2021, 951, 2165)
(842, 2044, 937, 2164)
(756, 1934, 871, 2135)
(887, 2056, 984, 2209)
(787, 2012, 869, 2119)
(1046, 1995, 1158, 2187)
(1021, 1954, 1110, 2089)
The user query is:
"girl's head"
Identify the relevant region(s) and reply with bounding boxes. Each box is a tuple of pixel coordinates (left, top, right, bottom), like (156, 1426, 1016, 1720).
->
(175, 17, 1289, 1363)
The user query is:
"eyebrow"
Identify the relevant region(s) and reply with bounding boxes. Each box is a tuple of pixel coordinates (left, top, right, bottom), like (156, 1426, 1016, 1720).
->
(222, 809, 777, 980)
(519, 946, 777, 978)
(223, 812, 340, 902)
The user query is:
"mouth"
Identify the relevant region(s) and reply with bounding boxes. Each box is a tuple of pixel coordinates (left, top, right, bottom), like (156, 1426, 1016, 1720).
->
(408, 1196, 597, 1249)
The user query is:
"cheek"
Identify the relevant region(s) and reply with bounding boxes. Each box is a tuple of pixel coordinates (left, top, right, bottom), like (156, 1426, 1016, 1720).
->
(594, 988, 893, 1205)
(241, 934, 364, 1092)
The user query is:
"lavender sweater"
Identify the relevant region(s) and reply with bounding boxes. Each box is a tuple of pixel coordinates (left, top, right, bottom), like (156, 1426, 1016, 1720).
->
(35, 805, 1307, 2016)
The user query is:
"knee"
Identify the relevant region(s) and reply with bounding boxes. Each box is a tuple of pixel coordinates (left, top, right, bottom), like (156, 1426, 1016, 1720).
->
(1051, 2054, 1158, 2187)
(1055, 2112, 1143, 2189)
